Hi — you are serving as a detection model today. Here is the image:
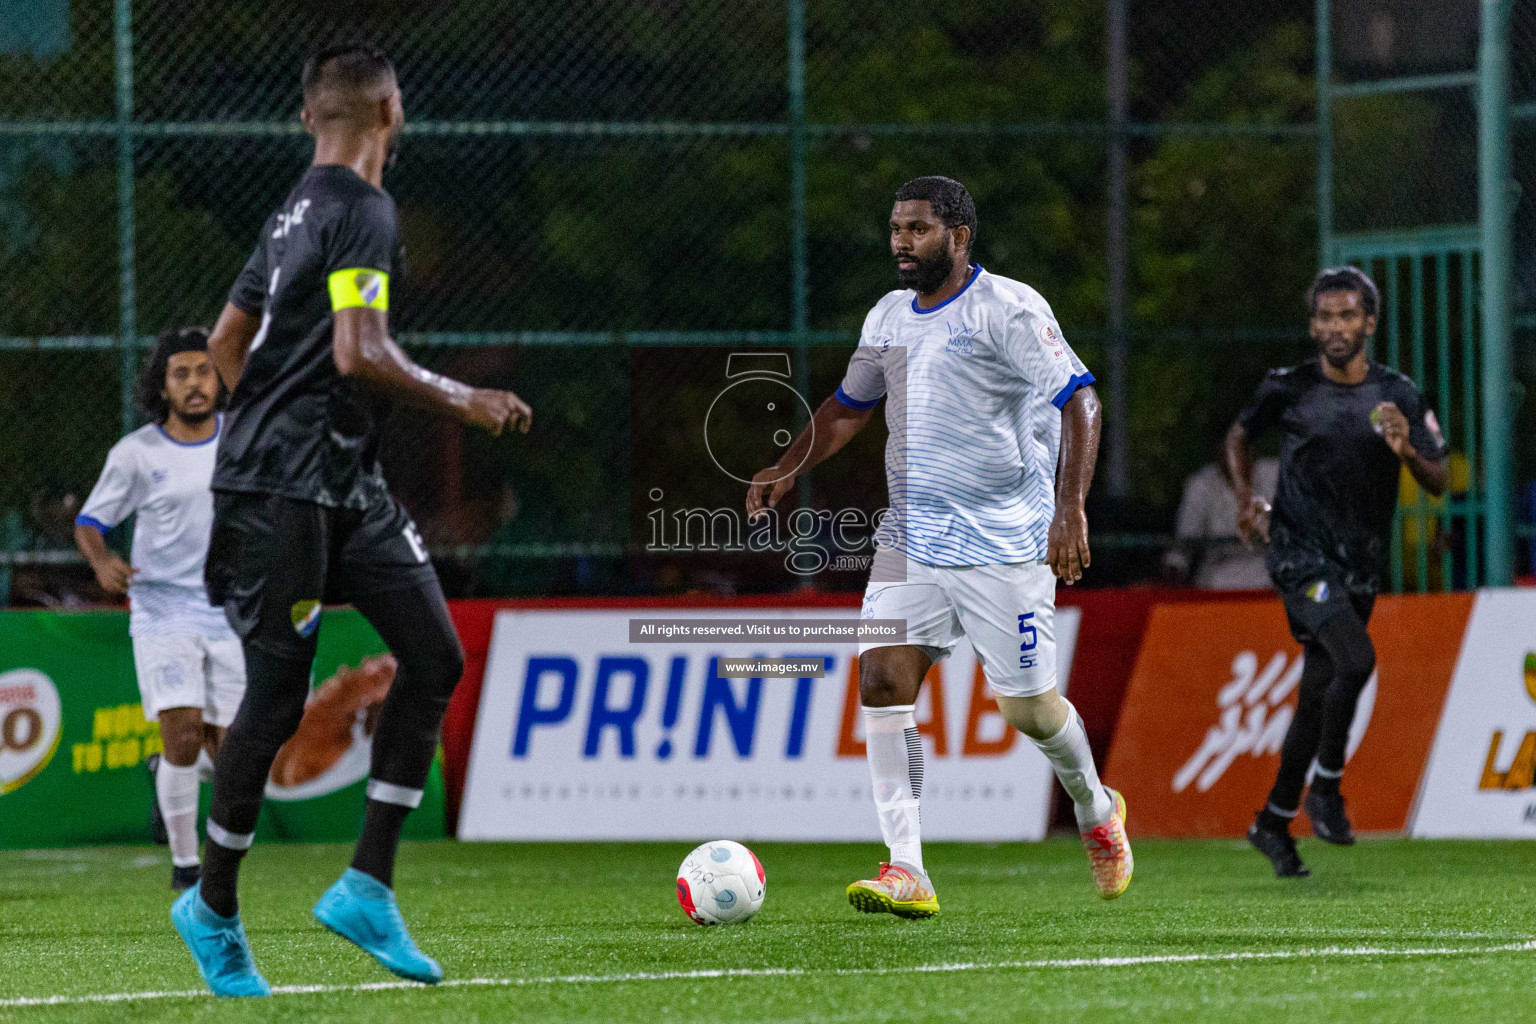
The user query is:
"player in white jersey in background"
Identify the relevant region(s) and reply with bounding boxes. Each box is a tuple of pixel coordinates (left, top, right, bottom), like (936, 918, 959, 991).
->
(747, 176, 1131, 917)
(74, 327, 245, 892)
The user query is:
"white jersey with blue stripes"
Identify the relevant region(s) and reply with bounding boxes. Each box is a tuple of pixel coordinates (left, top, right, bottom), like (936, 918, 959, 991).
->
(77, 417, 234, 640)
(835, 265, 1094, 567)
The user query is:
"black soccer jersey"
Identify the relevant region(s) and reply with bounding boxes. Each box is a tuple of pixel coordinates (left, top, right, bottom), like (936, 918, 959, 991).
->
(213, 164, 401, 509)
(1237, 359, 1448, 595)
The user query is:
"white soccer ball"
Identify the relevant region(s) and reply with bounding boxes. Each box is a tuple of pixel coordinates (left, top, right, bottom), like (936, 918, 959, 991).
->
(675, 840, 766, 925)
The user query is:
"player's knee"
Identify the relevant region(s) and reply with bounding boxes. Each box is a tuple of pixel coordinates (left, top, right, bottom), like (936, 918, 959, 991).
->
(1330, 639, 1375, 687)
(227, 690, 306, 753)
(437, 633, 466, 693)
(996, 690, 1069, 741)
(397, 632, 465, 704)
(158, 711, 203, 766)
(858, 651, 922, 707)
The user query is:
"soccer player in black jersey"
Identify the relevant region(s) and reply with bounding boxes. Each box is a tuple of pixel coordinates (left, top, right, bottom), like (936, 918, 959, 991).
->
(171, 45, 531, 997)
(1227, 267, 1447, 879)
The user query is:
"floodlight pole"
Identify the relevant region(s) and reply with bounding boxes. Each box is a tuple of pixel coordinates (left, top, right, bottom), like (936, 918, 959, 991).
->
(1479, 0, 1515, 586)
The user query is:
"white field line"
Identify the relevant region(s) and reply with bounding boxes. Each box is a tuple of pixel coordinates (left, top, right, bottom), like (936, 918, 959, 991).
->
(2, 940, 1534, 1009)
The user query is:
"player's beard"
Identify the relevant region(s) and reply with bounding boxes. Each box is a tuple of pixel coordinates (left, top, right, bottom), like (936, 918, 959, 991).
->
(896, 246, 954, 294)
(169, 400, 215, 427)
(385, 131, 401, 171)
(1319, 331, 1367, 370)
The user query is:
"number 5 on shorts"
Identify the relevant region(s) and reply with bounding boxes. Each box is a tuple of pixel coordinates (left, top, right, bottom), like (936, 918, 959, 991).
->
(1018, 612, 1038, 670)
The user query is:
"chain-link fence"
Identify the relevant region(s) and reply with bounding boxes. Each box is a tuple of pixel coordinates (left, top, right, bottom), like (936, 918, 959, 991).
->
(11, 0, 1509, 605)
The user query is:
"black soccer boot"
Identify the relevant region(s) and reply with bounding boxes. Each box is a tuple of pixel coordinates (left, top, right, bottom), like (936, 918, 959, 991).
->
(1305, 790, 1357, 846)
(146, 753, 168, 846)
(1247, 813, 1311, 878)
(171, 863, 201, 892)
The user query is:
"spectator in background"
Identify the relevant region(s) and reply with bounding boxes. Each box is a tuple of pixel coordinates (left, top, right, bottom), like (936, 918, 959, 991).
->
(9, 482, 100, 608)
(1163, 446, 1278, 590)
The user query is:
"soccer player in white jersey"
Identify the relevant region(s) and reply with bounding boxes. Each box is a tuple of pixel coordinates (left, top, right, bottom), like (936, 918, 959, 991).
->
(75, 327, 244, 892)
(747, 176, 1131, 917)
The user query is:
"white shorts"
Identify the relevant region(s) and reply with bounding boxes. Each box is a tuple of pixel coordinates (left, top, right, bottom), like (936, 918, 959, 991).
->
(858, 555, 1059, 698)
(131, 634, 247, 726)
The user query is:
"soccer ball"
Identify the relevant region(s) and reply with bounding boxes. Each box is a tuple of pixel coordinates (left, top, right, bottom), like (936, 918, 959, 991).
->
(675, 840, 766, 925)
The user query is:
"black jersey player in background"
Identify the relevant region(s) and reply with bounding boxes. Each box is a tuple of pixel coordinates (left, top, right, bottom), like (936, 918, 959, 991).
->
(171, 45, 531, 998)
(1226, 267, 1447, 879)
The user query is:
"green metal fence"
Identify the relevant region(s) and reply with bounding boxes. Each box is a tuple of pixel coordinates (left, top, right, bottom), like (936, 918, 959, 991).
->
(1317, 0, 1529, 591)
(0, 0, 1523, 602)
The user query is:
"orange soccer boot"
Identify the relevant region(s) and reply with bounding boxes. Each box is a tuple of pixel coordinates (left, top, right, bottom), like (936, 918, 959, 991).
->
(1081, 787, 1133, 900)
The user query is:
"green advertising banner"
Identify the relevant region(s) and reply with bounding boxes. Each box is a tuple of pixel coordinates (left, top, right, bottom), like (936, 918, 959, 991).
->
(0, 609, 446, 848)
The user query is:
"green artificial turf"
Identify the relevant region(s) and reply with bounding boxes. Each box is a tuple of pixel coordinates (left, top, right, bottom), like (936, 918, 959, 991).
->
(1, 838, 1534, 1023)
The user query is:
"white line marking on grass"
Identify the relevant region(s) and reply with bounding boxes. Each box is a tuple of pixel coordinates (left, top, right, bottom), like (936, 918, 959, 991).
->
(3, 941, 1533, 1008)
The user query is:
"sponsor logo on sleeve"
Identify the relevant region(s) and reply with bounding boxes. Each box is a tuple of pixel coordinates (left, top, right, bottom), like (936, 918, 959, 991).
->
(1038, 322, 1064, 358)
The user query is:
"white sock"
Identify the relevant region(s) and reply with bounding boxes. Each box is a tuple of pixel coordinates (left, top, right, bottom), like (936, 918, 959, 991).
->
(156, 758, 202, 868)
(194, 748, 215, 782)
(1031, 705, 1114, 830)
(863, 704, 925, 874)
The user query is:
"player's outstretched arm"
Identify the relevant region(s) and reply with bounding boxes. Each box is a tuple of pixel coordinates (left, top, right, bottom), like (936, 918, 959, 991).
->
(1048, 385, 1100, 585)
(332, 306, 532, 436)
(1225, 420, 1270, 546)
(208, 302, 261, 391)
(746, 394, 874, 521)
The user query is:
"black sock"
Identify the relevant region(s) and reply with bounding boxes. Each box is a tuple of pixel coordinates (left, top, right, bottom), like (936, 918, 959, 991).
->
(1257, 807, 1294, 834)
(200, 840, 247, 918)
(1310, 772, 1341, 797)
(350, 799, 412, 889)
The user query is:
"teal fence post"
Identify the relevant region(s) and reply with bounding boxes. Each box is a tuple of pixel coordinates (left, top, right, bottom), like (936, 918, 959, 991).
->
(1315, 0, 1333, 266)
(115, 0, 137, 437)
(1479, 0, 1515, 587)
(1105, 0, 1130, 498)
(788, 0, 812, 511)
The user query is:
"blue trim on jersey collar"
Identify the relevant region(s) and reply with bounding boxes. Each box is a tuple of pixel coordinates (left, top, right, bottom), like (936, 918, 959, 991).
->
(156, 412, 222, 448)
(833, 385, 882, 411)
(75, 514, 111, 534)
(1051, 371, 1096, 410)
(911, 264, 983, 314)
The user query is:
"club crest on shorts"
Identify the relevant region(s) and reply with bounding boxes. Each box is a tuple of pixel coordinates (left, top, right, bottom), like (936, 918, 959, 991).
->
(1305, 580, 1330, 603)
(290, 599, 322, 638)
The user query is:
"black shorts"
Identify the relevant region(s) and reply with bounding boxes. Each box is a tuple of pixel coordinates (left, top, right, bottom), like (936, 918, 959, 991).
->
(206, 490, 438, 652)
(1277, 571, 1376, 646)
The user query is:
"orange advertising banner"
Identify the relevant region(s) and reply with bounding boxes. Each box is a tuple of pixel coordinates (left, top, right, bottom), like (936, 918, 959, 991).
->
(1105, 594, 1472, 838)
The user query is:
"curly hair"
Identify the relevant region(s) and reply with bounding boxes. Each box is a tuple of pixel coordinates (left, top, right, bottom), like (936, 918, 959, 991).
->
(894, 176, 978, 253)
(135, 326, 223, 424)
